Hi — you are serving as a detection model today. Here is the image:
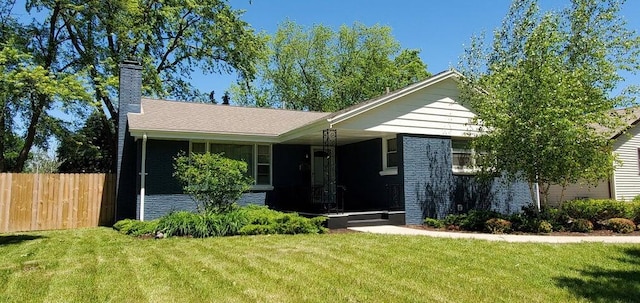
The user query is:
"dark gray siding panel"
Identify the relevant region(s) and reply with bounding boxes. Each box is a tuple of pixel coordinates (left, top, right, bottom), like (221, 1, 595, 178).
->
(337, 138, 401, 211)
(402, 135, 529, 224)
(145, 139, 189, 195)
(267, 144, 311, 210)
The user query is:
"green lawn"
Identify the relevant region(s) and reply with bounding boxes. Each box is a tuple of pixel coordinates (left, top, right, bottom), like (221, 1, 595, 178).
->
(0, 228, 638, 303)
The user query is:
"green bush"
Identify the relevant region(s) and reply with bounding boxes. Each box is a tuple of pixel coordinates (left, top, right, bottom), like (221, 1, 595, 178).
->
(537, 220, 553, 234)
(240, 205, 327, 235)
(113, 219, 158, 236)
(633, 195, 640, 202)
(460, 210, 502, 231)
(156, 208, 250, 238)
(174, 152, 253, 213)
(631, 202, 640, 224)
(123, 206, 327, 238)
(424, 218, 444, 229)
(570, 219, 593, 233)
(443, 214, 466, 228)
(157, 211, 200, 237)
(485, 218, 512, 234)
(561, 199, 633, 223)
(601, 218, 636, 234)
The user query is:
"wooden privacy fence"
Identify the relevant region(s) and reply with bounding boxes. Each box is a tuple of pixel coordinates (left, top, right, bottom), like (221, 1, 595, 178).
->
(0, 173, 116, 233)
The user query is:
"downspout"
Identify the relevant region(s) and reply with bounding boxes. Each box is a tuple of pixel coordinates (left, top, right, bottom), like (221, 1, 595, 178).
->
(140, 133, 148, 221)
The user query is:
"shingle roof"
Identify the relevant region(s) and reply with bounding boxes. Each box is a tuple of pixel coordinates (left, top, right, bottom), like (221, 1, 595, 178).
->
(610, 106, 640, 139)
(128, 98, 331, 136)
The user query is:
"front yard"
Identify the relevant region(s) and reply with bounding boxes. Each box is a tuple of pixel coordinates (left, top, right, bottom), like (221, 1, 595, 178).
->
(0, 228, 638, 302)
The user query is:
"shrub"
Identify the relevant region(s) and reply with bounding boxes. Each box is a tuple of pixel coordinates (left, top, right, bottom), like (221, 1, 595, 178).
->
(537, 220, 553, 234)
(570, 219, 593, 233)
(174, 152, 252, 213)
(113, 219, 158, 236)
(460, 210, 502, 231)
(240, 205, 327, 235)
(561, 199, 632, 223)
(156, 208, 250, 238)
(443, 214, 466, 228)
(633, 195, 640, 202)
(601, 218, 636, 234)
(485, 218, 512, 234)
(424, 218, 444, 229)
(631, 202, 640, 224)
(154, 206, 326, 238)
(157, 211, 200, 237)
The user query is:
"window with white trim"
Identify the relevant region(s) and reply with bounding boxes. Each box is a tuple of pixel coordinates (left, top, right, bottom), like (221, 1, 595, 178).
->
(380, 136, 399, 175)
(386, 138, 398, 168)
(451, 139, 484, 174)
(189, 141, 272, 187)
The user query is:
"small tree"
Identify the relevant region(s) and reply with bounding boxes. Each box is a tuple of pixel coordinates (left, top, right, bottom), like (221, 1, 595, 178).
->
(458, 0, 640, 205)
(174, 152, 252, 213)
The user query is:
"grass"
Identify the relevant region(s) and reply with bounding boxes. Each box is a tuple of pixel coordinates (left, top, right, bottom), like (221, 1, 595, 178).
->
(0, 228, 638, 303)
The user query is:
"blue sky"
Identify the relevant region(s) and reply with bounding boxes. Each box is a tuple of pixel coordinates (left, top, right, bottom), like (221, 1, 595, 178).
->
(192, 0, 640, 102)
(9, 0, 640, 102)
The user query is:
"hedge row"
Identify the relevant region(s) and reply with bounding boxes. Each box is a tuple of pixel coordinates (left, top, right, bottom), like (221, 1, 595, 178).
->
(423, 199, 640, 234)
(114, 205, 327, 238)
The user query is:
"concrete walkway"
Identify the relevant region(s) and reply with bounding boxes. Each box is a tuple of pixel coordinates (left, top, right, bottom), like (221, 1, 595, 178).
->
(348, 225, 640, 243)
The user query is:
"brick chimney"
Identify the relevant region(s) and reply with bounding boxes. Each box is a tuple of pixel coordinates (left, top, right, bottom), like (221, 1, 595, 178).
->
(116, 60, 142, 220)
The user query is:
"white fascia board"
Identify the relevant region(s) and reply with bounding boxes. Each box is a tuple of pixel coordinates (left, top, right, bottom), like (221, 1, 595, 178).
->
(130, 129, 280, 143)
(328, 70, 460, 125)
(277, 119, 331, 142)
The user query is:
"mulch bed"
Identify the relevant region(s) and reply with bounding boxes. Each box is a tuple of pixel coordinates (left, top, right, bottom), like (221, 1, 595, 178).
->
(407, 224, 640, 236)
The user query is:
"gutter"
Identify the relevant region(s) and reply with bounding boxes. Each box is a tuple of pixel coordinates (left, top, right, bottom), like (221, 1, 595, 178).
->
(140, 133, 148, 221)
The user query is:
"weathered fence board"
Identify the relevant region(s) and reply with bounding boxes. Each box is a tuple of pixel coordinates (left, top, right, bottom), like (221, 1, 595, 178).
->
(0, 173, 116, 233)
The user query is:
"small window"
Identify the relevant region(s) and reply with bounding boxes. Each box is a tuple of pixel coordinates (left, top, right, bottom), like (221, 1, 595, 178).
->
(452, 140, 473, 170)
(451, 139, 482, 174)
(380, 136, 399, 176)
(256, 145, 271, 185)
(386, 138, 398, 168)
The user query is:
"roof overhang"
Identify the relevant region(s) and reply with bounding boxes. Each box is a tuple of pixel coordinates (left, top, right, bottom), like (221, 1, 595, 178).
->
(129, 129, 281, 143)
(127, 69, 467, 145)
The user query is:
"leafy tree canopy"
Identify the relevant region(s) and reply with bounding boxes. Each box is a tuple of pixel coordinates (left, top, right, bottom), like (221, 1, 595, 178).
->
(1, 0, 265, 172)
(57, 111, 115, 173)
(458, 0, 640, 204)
(231, 21, 431, 111)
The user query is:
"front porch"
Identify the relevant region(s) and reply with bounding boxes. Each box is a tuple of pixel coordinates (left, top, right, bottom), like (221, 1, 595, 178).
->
(300, 210, 406, 229)
(266, 129, 405, 226)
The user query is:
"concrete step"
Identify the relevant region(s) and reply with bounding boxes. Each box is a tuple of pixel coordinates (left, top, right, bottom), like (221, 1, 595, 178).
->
(347, 218, 390, 227)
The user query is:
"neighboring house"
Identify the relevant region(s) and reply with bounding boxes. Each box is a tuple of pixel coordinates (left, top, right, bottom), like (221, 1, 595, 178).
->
(546, 107, 640, 204)
(115, 62, 530, 227)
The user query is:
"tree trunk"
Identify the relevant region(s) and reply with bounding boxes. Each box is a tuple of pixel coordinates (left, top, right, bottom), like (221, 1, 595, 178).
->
(13, 94, 46, 172)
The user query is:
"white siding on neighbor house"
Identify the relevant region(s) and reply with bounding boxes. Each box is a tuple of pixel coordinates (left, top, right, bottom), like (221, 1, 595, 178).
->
(613, 123, 640, 200)
(333, 79, 480, 138)
(545, 181, 610, 206)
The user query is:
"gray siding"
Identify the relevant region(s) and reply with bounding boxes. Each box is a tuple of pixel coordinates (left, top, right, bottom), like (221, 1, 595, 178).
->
(613, 124, 640, 200)
(546, 181, 610, 206)
(402, 135, 530, 224)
